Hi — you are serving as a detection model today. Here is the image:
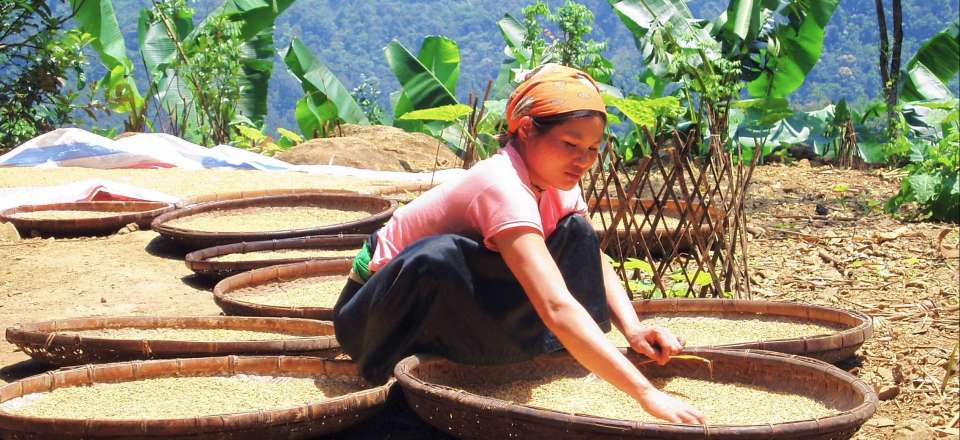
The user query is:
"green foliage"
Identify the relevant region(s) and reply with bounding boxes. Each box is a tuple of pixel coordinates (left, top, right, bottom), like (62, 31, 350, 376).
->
(283, 38, 368, 138)
(0, 1, 95, 150)
(520, 0, 614, 83)
(186, 14, 245, 143)
(398, 104, 474, 122)
(384, 36, 460, 132)
(900, 21, 960, 102)
(611, 257, 716, 299)
(351, 74, 387, 125)
(886, 128, 960, 221)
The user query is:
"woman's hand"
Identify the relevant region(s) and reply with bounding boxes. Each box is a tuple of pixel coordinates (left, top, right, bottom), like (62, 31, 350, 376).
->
(627, 325, 686, 366)
(636, 386, 706, 424)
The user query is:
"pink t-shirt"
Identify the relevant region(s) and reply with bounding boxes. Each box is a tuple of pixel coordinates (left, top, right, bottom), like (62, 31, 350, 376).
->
(369, 144, 588, 272)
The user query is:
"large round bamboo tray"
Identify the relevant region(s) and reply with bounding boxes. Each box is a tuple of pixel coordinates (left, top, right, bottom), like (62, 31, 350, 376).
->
(589, 199, 724, 255)
(394, 348, 877, 440)
(628, 299, 872, 363)
(5, 316, 339, 366)
(214, 259, 351, 321)
(0, 355, 394, 439)
(0, 201, 173, 238)
(151, 193, 396, 251)
(184, 234, 367, 281)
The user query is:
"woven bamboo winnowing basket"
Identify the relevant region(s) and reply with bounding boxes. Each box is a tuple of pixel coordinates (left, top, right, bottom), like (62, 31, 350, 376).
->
(185, 234, 366, 280)
(214, 259, 352, 321)
(151, 192, 396, 251)
(588, 198, 724, 255)
(395, 348, 878, 440)
(5, 316, 339, 366)
(628, 299, 873, 363)
(0, 356, 394, 440)
(0, 201, 173, 238)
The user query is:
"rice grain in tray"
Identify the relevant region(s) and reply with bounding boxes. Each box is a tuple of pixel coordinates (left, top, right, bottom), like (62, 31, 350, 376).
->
(63, 328, 308, 342)
(605, 314, 842, 347)
(10, 210, 126, 220)
(210, 248, 359, 262)
(0, 375, 363, 419)
(435, 364, 834, 425)
(590, 214, 681, 230)
(166, 207, 369, 233)
(234, 276, 344, 308)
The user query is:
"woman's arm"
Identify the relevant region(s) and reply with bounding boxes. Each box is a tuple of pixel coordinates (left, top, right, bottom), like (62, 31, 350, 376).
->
(493, 227, 704, 424)
(601, 252, 685, 366)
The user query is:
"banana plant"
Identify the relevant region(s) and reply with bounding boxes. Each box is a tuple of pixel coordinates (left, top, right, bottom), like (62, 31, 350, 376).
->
(900, 21, 959, 102)
(69, 0, 146, 131)
(282, 38, 368, 138)
(384, 35, 461, 134)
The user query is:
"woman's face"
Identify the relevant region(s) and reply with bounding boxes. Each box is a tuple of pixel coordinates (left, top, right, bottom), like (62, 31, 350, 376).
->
(519, 115, 605, 191)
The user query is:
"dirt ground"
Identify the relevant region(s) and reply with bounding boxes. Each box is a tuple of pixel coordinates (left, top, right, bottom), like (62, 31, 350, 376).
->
(0, 163, 957, 439)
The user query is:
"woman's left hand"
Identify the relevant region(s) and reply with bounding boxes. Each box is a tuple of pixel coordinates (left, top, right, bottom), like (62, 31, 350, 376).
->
(626, 326, 686, 366)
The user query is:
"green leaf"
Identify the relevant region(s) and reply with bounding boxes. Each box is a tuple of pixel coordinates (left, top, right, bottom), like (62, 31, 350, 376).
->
(276, 127, 302, 143)
(283, 38, 368, 126)
(901, 21, 960, 102)
(385, 37, 460, 120)
(746, 0, 840, 98)
(605, 96, 682, 130)
(295, 92, 337, 138)
(497, 14, 529, 64)
(724, 0, 763, 41)
(622, 258, 654, 274)
(909, 174, 941, 204)
(398, 104, 473, 122)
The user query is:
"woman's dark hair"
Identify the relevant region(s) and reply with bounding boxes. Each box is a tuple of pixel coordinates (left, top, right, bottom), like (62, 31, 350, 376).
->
(498, 109, 607, 147)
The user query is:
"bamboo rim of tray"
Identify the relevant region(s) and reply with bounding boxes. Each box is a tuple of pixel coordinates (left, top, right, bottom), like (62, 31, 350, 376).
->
(394, 348, 877, 440)
(5, 316, 340, 366)
(213, 259, 352, 321)
(0, 355, 394, 438)
(184, 234, 366, 280)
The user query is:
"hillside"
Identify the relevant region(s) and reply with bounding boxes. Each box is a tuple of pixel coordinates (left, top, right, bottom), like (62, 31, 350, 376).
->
(88, 0, 960, 134)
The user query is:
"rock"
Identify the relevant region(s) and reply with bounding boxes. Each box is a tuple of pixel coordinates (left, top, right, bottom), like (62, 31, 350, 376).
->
(116, 223, 139, 235)
(100, 297, 107, 304)
(878, 367, 896, 383)
(0, 221, 20, 241)
(878, 385, 900, 400)
(893, 419, 936, 440)
(866, 417, 896, 428)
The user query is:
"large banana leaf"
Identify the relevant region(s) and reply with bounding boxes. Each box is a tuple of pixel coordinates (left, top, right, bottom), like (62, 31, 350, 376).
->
(283, 38, 368, 134)
(385, 37, 459, 121)
(745, 0, 839, 99)
(900, 21, 960, 102)
(137, 7, 193, 80)
(497, 14, 529, 64)
(70, 0, 144, 114)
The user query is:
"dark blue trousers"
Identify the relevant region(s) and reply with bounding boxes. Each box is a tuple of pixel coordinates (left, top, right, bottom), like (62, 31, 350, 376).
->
(333, 214, 609, 383)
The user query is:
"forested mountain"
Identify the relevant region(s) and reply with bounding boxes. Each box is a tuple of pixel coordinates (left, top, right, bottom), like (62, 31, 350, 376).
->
(93, 0, 960, 134)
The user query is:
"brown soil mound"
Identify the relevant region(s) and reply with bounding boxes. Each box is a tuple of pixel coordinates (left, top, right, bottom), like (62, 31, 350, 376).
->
(278, 124, 461, 172)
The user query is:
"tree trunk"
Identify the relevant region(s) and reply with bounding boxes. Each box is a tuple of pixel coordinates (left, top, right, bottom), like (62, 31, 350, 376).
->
(875, 0, 904, 139)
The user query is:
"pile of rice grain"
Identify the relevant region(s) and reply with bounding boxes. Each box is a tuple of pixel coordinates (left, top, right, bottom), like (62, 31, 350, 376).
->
(210, 248, 358, 262)
(232, 276, 345, 308)
(437, 364, 834, 425)
(65, 327, 308, 342)
(167, 207, 368, 233)
(605, 314, 842, 347)
(0, 374, 363, 419)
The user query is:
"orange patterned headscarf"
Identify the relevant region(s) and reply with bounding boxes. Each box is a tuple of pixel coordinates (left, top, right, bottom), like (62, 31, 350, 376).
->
(506, 63, 607, 136)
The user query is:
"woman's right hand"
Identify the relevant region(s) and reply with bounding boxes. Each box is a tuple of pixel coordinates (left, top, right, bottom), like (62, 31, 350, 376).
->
(636, 387, 706, 425)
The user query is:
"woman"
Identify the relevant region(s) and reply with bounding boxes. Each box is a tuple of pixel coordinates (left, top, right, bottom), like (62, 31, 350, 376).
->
(335, 64, 705, 424)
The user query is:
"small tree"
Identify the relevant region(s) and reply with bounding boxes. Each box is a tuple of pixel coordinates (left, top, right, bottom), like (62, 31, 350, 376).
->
(0, 1, 92, 150)
(519, 0, 613, 83)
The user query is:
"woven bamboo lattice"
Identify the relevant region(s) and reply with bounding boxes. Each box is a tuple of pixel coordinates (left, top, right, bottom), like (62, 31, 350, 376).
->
(624, 299, 872, 363)
(582, 130, 759, 299)
(0, 201, 173, 238)
(0, 356, 395, 440)
(185, 234, 366, 280)
(395, 348, 877, 440)
(5, 316, 339, 366)
(151, 192, 396, 251)
(214, 259, 352, 321)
